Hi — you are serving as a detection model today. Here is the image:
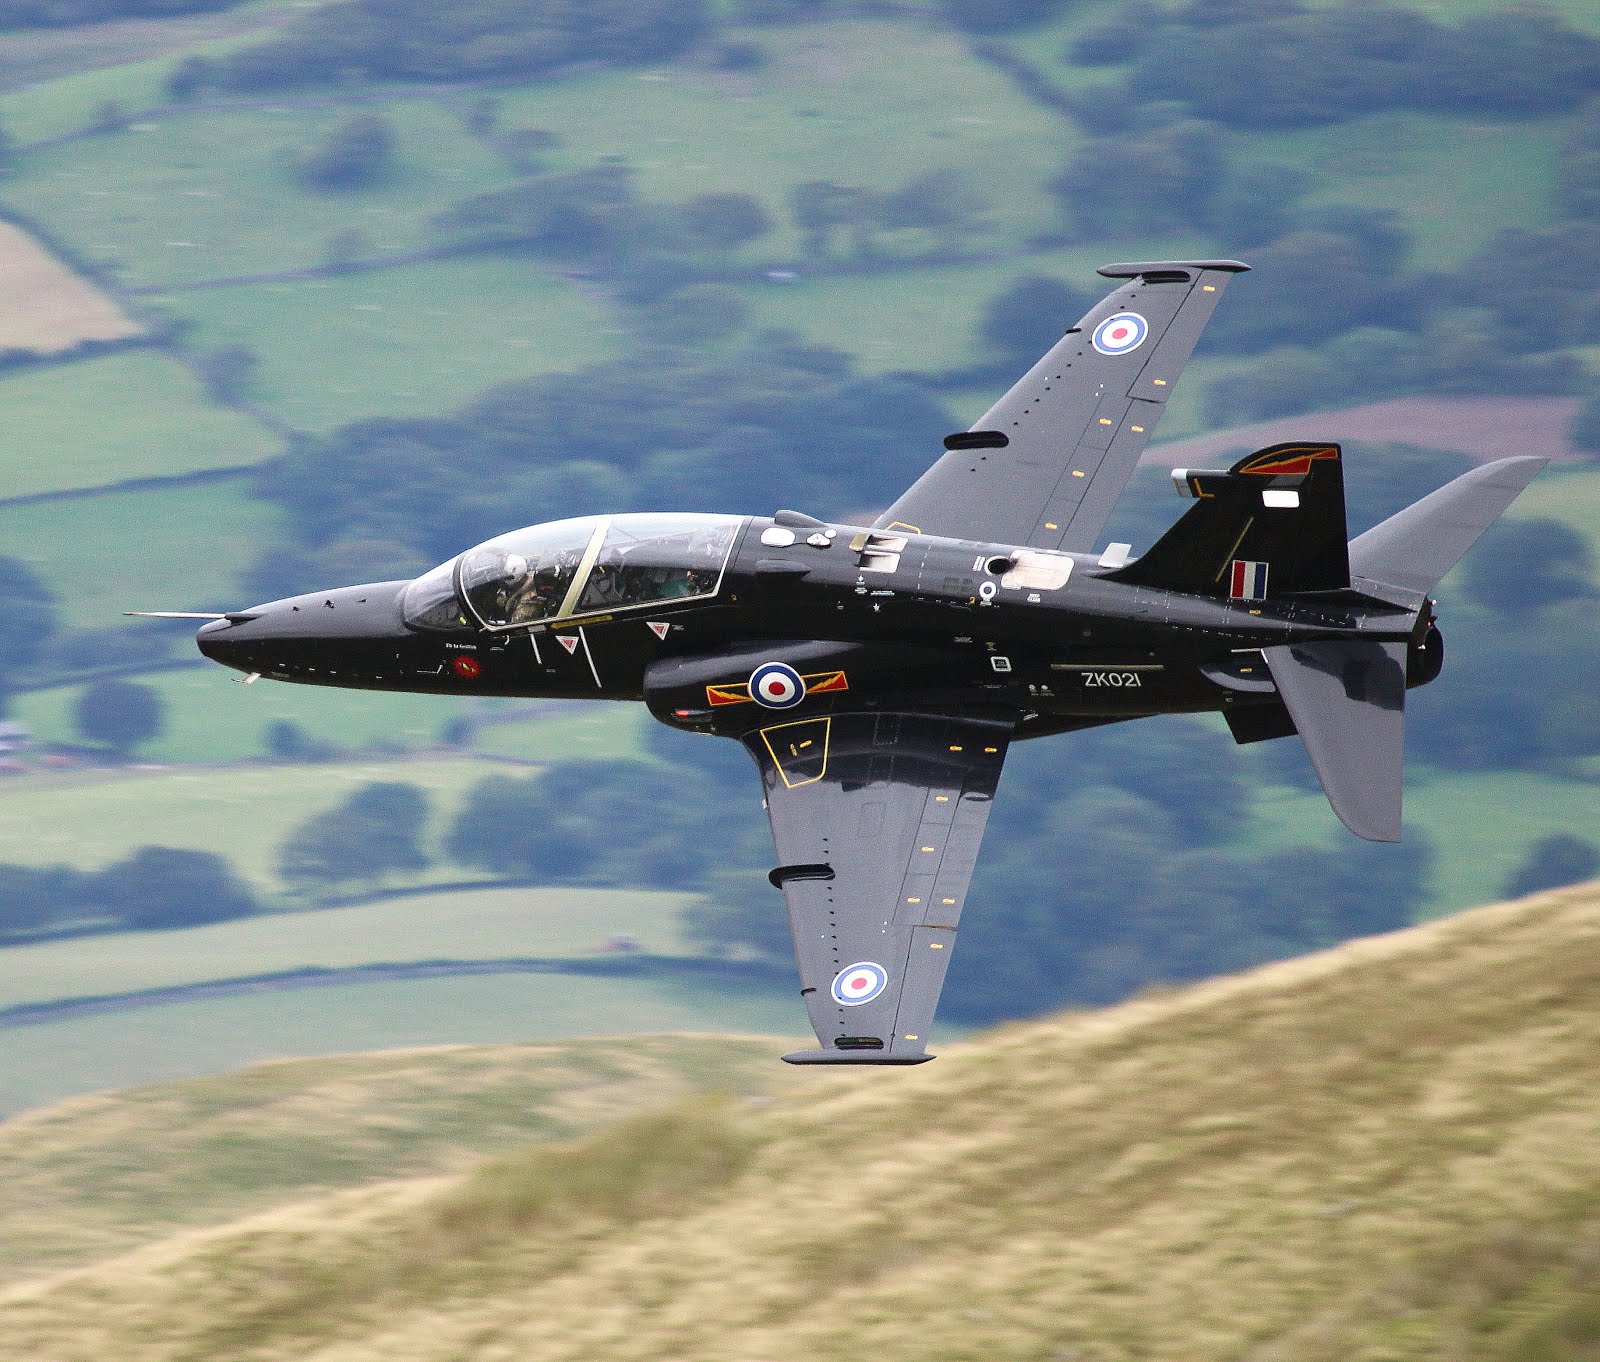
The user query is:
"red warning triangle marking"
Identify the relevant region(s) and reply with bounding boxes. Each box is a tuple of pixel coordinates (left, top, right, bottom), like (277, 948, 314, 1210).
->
(557, 635, 580, 654)
(647, 621, 669, 640)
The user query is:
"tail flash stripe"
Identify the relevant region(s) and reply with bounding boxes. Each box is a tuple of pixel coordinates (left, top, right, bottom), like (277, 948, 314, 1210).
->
(1238, 445, 1339, 478)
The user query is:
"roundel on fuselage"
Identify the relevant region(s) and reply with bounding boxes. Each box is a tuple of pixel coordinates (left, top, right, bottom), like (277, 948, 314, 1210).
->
(749, 661, 805, 709)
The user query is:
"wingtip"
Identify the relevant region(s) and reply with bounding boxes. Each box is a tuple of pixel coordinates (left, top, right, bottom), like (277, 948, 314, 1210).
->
(1097, 259, 1251, 279)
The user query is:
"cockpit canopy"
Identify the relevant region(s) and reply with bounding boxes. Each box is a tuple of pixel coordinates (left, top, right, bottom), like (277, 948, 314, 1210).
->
(401, 514, 742, 633)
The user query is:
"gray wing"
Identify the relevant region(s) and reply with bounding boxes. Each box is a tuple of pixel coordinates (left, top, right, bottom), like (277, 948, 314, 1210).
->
(876, 259, 1249, 553)
(741, 710, 1013, 1065)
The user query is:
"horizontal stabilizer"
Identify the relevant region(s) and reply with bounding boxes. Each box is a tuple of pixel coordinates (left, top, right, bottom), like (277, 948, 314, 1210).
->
(1263, 640, 1407, 842)
(1348, 456, 1548, 595)
(782, 1049, 934, 1066)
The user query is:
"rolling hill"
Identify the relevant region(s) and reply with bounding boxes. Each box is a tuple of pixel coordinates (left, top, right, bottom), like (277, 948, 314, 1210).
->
(3, 877, 1599, 1361)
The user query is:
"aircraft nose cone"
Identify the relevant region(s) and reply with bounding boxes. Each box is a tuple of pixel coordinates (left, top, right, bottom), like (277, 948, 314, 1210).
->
(196, 617, 247, 670)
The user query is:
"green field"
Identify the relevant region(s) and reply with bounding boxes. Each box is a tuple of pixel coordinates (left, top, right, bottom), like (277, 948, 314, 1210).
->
(0, 884, 699, 1008)
(1240, 112, 1560, 269)
(6, 97, 514, 287)
(0, 476, 277, 626)
(742, 239, 1218, 381)
(14, 667, 648, 766)
(0, 351, 280, 496)
(0, 1, 304, 143)
(0, 971, 802, 1114)
(0, 755, 522, 886)
(154, 256, 618, 431)
(1246, 766, 1600, 917)
(468, 700, 650, 764)
(498, 20, 1070, 261)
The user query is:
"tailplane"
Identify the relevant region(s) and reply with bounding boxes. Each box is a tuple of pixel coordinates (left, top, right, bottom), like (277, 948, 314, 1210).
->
(1262, 640, 1408, 842)
(1109, 443, 1349, 598)
(1348, 456, 1549, 595)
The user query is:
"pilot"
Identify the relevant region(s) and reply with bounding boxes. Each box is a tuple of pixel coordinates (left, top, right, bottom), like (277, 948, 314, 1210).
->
(495, 554, 563, 625)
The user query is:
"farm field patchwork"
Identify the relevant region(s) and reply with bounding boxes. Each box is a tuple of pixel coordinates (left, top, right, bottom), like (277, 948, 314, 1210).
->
(14, 669, 647, 767)
(0, 350, 279, 496)
(0, 1, 304, 142)
(740, 238, 1217, 379)
(497, 20, 1070, 260)
(13, 666, 480, 767)
(156, 257, 618, 431)
(0, 755, 526, 887)
(0, 476, 277, 626)
(6, 97, 515, 287)
(1241, 112, 1560, 269)
(1249, 766, 1600, 917)
(0, 970, 803, 1114)
(0, 884, 700, 1009)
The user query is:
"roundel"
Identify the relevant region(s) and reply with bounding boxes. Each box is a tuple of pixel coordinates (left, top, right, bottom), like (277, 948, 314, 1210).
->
(1091, 311, 1148, 356)
(749, 661, 805, 709)
(831, 961, 888, 1006)
(451, 655, 482, 680)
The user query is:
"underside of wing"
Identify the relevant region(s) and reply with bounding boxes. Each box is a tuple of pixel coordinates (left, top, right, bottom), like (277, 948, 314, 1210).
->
(741, 709, 1014, 1064)
(876, 260, 1248, 554)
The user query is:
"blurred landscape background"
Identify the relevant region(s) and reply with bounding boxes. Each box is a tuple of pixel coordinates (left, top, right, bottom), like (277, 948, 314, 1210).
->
(0, 0, 1598, 1350)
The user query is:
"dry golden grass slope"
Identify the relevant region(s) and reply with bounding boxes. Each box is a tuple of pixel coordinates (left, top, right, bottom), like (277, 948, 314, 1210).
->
(0, 1035, 797, 1289)
(6, 881, 1600, 1362)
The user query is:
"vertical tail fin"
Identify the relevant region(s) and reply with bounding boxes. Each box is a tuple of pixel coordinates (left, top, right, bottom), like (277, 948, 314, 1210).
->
(1110, 443, 1349, 597)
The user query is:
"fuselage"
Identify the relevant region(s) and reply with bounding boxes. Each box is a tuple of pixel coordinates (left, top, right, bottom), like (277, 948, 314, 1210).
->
(196, 511, 1429, 741)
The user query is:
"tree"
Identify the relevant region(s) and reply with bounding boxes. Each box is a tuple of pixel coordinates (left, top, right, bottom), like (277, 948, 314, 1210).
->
(977, 274, 1092, 370)
(321, 227, 373, 270)
(878, 169, 979, 251)
(940, 0, 1068, 36)
(90, 100, 128, 134)
(0, 863, 98, 939)
(1052, 117, 1227, 236)
(293, 113, 397, 192)
(1460, 518, 1595, 616)
(164, 54, 212, 102)
(74, 679, 165, 756)
(279, 781, 430, 895)
(194, 344, 259, 402)
(1572, 394, 1600, 456)
(0, 555, 58, 673)
(678, 192, 772, 255)
(788, 180, 857, 258)
(1502, 835, 1600, 900)
(100, 846, 258, 931)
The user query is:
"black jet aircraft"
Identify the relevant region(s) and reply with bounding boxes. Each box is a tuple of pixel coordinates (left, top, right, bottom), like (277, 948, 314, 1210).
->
(164, 260, 1546, 1065)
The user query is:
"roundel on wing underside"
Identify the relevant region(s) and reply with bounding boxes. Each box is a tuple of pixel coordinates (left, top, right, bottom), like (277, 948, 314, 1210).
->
(831, 962, 888, 1006)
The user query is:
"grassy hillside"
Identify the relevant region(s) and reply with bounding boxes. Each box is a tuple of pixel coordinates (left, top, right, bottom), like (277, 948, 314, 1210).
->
(4, 879, 1600, 1360)
(0, 1034, 798, 1286)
